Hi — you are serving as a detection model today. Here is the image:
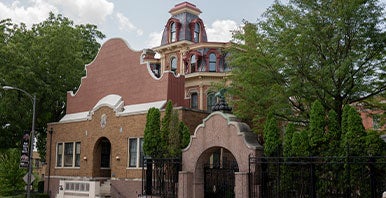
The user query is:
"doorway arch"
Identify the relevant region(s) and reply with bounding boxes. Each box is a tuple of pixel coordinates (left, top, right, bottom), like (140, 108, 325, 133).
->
(198, 147, 239, 198)
(93, 137, 111, 177)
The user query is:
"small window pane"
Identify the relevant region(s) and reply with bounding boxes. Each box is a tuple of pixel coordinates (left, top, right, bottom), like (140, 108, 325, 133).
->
(170, 22, 176, 42)
(139, 138, 144, 167)
(207, 93, 216, 111)
(209, 53, 216, 72)
(129, 139, 137, 167)
(171, 57, 177, 72)
(64, 142, 73, 167)
(191, 93, 198, 109)
(194, 23, 200, 42)
(191, 55, 196, 73)
(75, 142, 81, 167)
(57, 143, 63, 167)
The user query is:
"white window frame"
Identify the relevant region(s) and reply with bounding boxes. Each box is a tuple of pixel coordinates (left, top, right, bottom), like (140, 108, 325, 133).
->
(128, 138, 144, 168)
(56, 141, 81, 168)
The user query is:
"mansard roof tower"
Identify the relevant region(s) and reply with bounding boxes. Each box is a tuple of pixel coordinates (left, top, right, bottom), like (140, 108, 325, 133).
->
(146, 2, 231, 111)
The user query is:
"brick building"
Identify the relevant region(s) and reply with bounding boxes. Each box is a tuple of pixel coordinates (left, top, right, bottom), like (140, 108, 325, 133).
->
(43, 2, 386, 197)
(44, 2, 235, 197)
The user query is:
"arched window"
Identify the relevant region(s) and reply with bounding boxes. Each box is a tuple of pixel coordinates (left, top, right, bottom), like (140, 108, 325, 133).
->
(193, 23, 200, 42)
(170, 22, 176, 42)
(209, 53, 216, 72)
(207, 92, 216, 112)
(171, 57, 177, 73)
(190, 55, 197, 73)
(191, 93, 198, 109)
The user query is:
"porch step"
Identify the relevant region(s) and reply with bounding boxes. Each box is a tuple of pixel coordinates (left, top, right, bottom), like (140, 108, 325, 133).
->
(98, 180, 111, 198)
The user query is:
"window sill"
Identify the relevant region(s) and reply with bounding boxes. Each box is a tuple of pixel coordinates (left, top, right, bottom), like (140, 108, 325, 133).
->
(126, 167, 144, 170)
(55, 167, 81, 169)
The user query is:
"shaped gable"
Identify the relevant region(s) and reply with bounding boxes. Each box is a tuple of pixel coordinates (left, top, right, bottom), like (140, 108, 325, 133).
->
(66, 38, 183, 114)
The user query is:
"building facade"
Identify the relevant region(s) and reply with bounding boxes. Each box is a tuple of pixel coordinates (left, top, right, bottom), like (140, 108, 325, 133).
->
(44, 2, 237, 197)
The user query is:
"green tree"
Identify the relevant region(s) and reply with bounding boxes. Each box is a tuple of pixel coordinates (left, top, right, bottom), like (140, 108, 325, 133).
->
(0, 13, 105, 160)
(263, 112, 281, 157)
(341, 105, 367, 156)
(0, 149, 26, 196)
(283, 123, 295, 158)
(228, 22, 289, 132)
(160, 101, 173, 157)
(144, 101, 192, 158)
(167, 110, 181, 157)
(179, 121, 191, 149)
(308, 100, 327, 156)
(291, 130, 309, 157)
(364, 130, 386, 156)
(143, 108, 161, 158)
(228, 0, 386, 131)
(326, 109, 341, 156)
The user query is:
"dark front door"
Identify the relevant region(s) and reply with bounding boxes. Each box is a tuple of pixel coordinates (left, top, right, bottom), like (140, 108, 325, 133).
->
(99, 138, 111, 177)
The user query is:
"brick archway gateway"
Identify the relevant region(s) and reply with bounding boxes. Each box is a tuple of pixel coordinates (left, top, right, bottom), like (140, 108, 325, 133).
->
(179, 111, 263, 198)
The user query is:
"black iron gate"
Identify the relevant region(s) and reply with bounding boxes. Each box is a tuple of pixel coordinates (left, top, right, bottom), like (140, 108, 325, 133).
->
(142, 157, 181, 198)
(249, 156, 386, 198)
(204, 162, 239, 198)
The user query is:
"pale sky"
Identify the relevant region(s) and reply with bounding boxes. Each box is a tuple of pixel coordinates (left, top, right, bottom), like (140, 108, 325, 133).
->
(0, 0, 385, 50)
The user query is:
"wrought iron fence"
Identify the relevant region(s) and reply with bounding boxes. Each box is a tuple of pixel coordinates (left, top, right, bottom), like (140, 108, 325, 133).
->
(142, 157, 181, 198)
(249, 156, 386, 198)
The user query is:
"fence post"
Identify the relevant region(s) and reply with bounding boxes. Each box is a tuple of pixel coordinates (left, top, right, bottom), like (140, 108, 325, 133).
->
(145, 157, 153, 195)
(345, 145, 351, 198)
(248, 155, 251, 198)
(369, 157, 376, 198)
(310, 157, 316, 198)
(260, 157, 267, 198)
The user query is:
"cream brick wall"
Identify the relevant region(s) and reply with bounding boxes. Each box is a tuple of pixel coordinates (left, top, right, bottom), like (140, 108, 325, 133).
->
(46, 106, 208, 179)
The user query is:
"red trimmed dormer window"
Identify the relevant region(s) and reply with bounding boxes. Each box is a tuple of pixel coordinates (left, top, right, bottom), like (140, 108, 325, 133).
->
(167, 19, 181, 43)
(194, 23, 200, 42)
(170, 22, 177, 42)
(190, 19, 204, 43)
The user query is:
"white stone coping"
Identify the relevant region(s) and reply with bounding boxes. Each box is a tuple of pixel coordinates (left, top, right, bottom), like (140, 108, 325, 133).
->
(60, 98, 166, 123)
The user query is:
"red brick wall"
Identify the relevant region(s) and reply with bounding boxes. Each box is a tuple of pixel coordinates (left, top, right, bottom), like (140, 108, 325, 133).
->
(167, 73, 186, 107)
(66, 38, 186, 114)
(180, 109, 209, 134)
